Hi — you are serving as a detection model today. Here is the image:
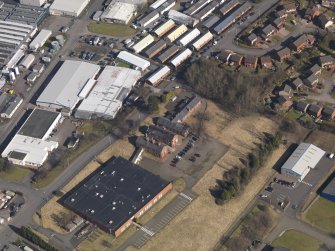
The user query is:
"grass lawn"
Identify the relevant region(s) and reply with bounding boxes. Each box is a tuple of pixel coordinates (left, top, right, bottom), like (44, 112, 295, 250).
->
(286, 109, 302, 120)
(115, 59, 131, 68)
(303, 197, 335, 234)
(272, 230, 322, 251)
(0, 166, 31, 182)
(88, 22, 135, 37)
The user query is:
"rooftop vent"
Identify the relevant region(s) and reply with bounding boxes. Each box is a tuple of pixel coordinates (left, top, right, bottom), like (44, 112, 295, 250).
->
(120, 178, 124, 182)
(137, 187, 141, 191)
(109, 220, 113, 224)
(100, 194, 104, 198)
(91, 210, 95, 214)
(70, 198, 75, 202)
(112, 207, 116, 210)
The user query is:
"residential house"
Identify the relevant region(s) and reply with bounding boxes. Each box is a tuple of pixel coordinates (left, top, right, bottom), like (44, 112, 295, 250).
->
(276, 9, 287, 19)
(292, 34, 315, 51)
(322, 106, 335, 120)
(156, 117, 190, 137)
(292, 77, 303, 90)
(304, 74, 318, 88)
(308, 64, 322, 76)
(283, 3, 297, 15)
(246, 33, 259, 45)
(260, 56, 273, 68)
(135, 136, 170, 159)
(307, 104, 323, 118)
(229, 53, 244, 65)
(317, 14, 334, 29)
(172, 96, 202, 123)
(279, 84, 293, 98)
(262, 24, 277, 39)
(147, 125, 180, 147)
(304, 6, 320, 21)
(319, 55, 335, 68)
(295, 101, 310, 113)
(219, 50, 232, 64)
(277, 96, 293, 111)
(244, 55, 258, 68)
(272, 17, 285, 29)
(275, 47, 291, 62)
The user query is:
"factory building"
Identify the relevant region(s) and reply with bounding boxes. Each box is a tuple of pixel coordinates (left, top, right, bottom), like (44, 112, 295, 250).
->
(202, 15, 220, 29)
(156, 0, 176, 15)
(321, 177, 335, 203)
(62, 157, 173, 237)
(177, 28, 201, 47)
(1, 109, 62, 168)
(20, 54, 35, 69)
(192, 31, 213, 51)
(150, 0, 168, 9)
(0, 93, 23, 119)
(184, 0, 212, 16)
(168, 10, 199, 27)
(169, 48, 192, 68)
(75, 66, 141, 120)
(166, 24, 188, 43)
(20, 0, 46, 6)
(281, 143, 325, 181)
(137, 11, 160, 27)
(157, 45, 180, 63)
(132, 34, 155, 54)
(153, 19, 176, 37)
(143, 40, 167, 58)
(146, 66, 171, 86)
(36, 60, 101, 112)
(117, 51, 150, 71)
(29, 29, 52, 51)
(193, 2, 218, 21)
(100, 1, 137, 24)
(49, 0, 91, 17)
(0, 3, 47, 25)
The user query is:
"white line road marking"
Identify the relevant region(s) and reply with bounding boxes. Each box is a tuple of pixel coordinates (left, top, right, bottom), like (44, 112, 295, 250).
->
(301, 180, 313, 187)
(139, 226, 154, 236)
(180, 193, 193, 201)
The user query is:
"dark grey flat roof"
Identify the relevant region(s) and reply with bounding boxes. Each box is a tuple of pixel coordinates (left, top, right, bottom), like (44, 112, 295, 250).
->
(62, 157, 170, 234)
(18, 109, 59, 139)
(323, 177, 335, 197)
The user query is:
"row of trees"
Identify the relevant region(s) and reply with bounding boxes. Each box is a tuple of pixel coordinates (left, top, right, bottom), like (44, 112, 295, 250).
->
(214, 132, 282, 205)
(184, 59, 282, 115)
(19, 226, 59, 251)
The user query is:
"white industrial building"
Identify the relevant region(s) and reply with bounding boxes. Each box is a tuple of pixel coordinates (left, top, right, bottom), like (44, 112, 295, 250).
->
(137, 11, 160, 27)
(150, 0, 168, 9)
(169, 48, 192, 68)
(168, 10, 199, 27)
(146, 66, 171, 86)
(192, 31, 213, 51)
(20, 54, 35, 69)
(178, 28, 201, 46)
(20, 0, 46, 6)
(167, 24, 188, 43)
(36, 60, 101, 112)
(1, 109, 62, 168)
(132, 34, 155, 54)
(100, 1, 137, 24)
(29, 29, 52, 51)
(157, 0, 176, 15)
(154, 19, 175, 37)
(49, 0, 90, 17)
(75, 66, 141, 119)
(117, 51, 150, 71)
(281, 143, 325, 181)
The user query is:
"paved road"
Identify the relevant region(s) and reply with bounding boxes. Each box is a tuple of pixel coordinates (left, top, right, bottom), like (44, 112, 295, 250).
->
(265, 214, 335, 249)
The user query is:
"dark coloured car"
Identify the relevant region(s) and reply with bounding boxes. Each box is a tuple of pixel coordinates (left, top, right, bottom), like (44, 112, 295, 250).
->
(194, 153, 200, 157)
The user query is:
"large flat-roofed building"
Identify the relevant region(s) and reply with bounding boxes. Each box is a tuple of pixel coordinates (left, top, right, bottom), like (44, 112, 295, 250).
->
(62, 156, 172, 237)
(49, 0, 90, 17)
(75, 66, 141, 119)
(36, 60, 101, 112)
(321, 177, 335, 203)
(168, 10, 199, 27)
(1, 109, 61, 168)
(20, 0, 46, 7)
(281, 143, 325, 181)
(100, 1, 137, 24)
(117, 51, 150, 71)
(146, 66, 171, 86)
(0, 3, 47, 25)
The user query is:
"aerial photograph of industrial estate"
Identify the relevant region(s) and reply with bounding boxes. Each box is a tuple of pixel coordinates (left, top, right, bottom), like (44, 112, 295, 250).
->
(0, 0, 335, 250)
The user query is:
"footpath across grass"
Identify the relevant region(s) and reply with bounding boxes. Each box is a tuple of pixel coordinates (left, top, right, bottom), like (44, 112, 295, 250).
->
(272, 230, 322, 251)
(0, 166, 31, 182)
(303, 196, 335, 235)
(88, 22, 136, 37)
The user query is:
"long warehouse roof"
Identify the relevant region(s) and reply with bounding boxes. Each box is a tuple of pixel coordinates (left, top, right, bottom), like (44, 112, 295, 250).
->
(75, 66, 141, 119)
(178, 28, 200, 46)
(147, 66, 171, 85)
(117, 51, 150, 71)
(36, 60, 101, 110)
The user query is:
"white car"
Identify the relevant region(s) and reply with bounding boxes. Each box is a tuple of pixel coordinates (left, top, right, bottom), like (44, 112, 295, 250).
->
(213, 40, 218, 45)
(329, 153, 334, 159)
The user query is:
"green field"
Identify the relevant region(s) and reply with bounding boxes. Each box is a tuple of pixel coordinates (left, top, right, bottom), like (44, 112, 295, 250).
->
(303, 197, 335, 234)
(0, 166, 31, 182)
(87, 22, 135, 37)
(272, 230, 322, 251)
